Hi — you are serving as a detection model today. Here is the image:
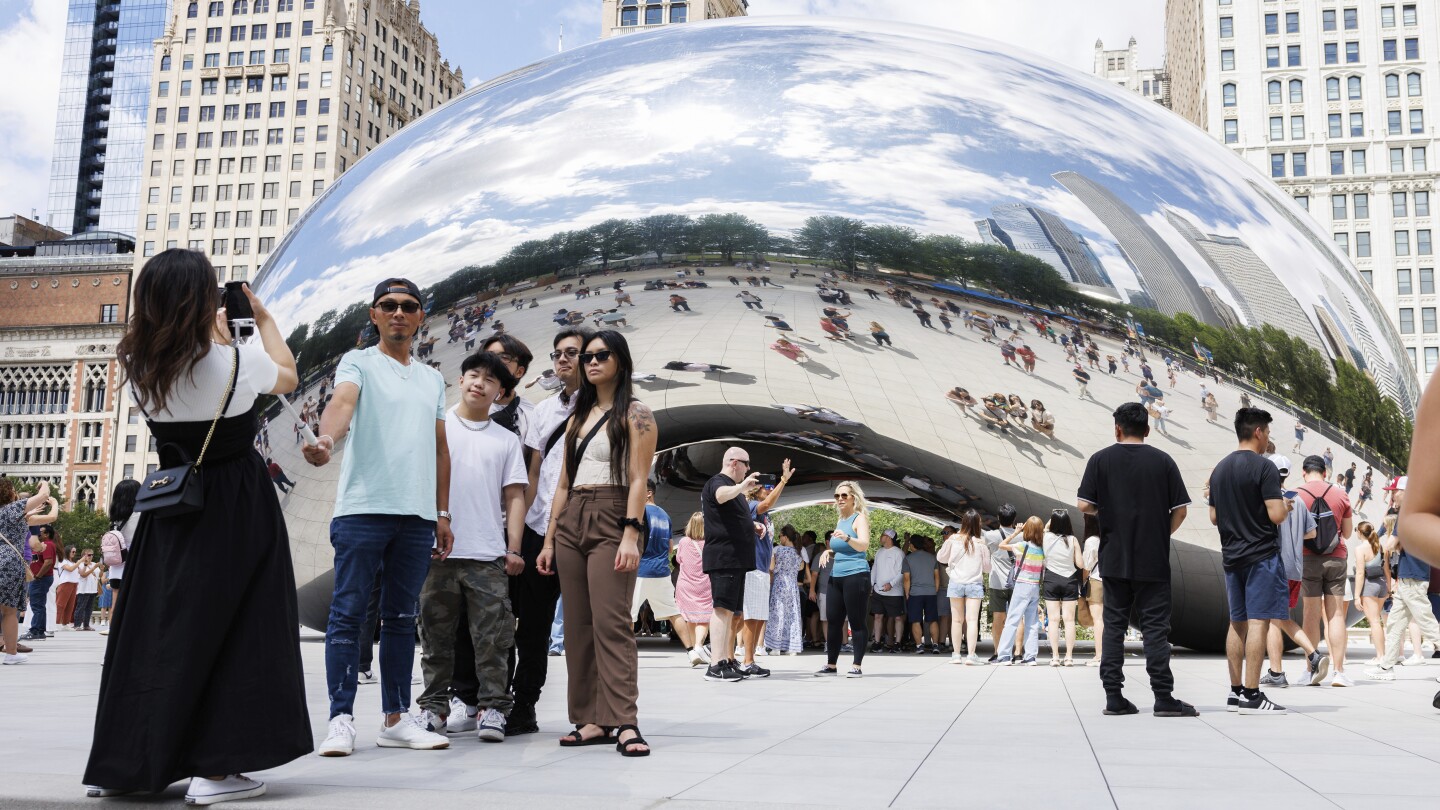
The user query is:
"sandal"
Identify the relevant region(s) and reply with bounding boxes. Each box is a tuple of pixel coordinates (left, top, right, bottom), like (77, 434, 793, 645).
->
(558, 724, 616, 747)
(614, 724, 651, 758)
(1063, 658, 1074, 667)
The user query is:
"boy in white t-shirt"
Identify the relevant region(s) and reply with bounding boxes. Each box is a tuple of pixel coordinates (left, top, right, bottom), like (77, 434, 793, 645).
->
(417, 352, 529, 742)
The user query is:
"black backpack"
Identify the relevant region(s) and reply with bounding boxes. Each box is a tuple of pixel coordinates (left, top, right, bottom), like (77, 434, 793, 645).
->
(1304, 484, 1341, 555)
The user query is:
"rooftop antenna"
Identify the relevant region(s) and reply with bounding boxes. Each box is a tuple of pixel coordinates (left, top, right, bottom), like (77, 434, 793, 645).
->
(558, 22, 564, 53)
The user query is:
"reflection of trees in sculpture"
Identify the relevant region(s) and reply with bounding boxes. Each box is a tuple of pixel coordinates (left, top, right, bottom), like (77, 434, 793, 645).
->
(638, 213, 694, 263)
(693, 213, 769, 262)
(795, 215, 867, 275)
(589, 218, 642, 270)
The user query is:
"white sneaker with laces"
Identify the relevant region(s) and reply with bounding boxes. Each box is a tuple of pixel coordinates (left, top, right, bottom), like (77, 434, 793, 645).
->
(356, 670, 378, 685)
(1330, 671, 1354, 687)
(688, 648, 706, 667)
(1365, 666, 1396, 681)
(476, 708, 507, 742)
(1318, 671, 1337, 687)
(318, 714, 356, 757)
(376, 713, 450, 749)
(1, 653, 27, 665)
(184, 774, 265, 805)
(446, 698, 478, 733)
(1402, 653, 1428, 667)
(694, 645, 712, 664)
(420, 709, 447, 734)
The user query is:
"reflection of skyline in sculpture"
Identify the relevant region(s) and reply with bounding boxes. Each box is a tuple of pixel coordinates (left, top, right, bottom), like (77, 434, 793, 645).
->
(976, 203, 1114, 292)
(1053, 170, 1222, 325)
(1164, 209, 1329, 359)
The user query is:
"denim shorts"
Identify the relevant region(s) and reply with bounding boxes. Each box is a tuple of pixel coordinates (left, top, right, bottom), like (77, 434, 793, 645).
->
(1224, 553, 1290, 622)
(948, 580, 985, 599)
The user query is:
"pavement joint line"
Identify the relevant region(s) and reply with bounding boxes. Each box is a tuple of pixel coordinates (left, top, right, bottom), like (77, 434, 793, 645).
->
(1057, 665, 1122, 810)
(886, 661, 999, 808)
(1192, 712, 1346, 808)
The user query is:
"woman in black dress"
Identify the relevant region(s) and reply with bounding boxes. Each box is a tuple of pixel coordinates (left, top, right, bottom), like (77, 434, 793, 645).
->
(83, 250, 311, 805)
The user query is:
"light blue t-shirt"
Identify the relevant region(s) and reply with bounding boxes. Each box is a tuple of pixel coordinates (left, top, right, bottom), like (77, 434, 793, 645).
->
(333, 346, 446, 520)
(830, 512, 868, 577)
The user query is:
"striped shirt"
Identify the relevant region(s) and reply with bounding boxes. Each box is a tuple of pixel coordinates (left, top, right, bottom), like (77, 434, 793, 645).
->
(1015, 541, 1045, 586)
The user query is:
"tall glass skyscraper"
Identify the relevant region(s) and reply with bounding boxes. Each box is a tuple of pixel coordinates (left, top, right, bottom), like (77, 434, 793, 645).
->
(46, 0, 167, 236)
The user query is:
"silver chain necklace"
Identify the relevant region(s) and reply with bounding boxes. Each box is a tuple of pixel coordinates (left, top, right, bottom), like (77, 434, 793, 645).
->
(384, 353, 413, 381)
(454, 413, 492, 432)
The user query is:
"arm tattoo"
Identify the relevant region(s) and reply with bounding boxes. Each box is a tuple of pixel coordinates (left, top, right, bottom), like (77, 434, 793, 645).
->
(629, 400, 655, 435)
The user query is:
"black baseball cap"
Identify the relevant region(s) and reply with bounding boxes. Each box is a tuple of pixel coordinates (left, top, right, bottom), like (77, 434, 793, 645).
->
(1301, 454, 1328, 473)
(372, 278, 422, 305)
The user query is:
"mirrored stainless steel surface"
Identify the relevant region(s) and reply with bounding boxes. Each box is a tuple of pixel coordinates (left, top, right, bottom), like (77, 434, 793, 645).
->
(255, 18, 1406, 651)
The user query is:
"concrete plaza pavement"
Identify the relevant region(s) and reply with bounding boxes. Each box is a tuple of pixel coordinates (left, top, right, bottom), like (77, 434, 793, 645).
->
(3, 628, 1439, 809)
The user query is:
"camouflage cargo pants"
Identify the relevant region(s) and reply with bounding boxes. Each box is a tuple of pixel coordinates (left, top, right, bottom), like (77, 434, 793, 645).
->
(418, 558, 515, 716)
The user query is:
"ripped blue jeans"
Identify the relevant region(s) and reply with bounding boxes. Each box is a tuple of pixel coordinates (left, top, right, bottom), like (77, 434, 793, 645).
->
(326, 514, 436, 718)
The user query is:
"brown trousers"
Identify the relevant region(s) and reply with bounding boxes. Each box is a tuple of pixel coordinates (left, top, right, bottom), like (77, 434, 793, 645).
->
(553, 486, 639, 728)
(55, 582, 78, 628)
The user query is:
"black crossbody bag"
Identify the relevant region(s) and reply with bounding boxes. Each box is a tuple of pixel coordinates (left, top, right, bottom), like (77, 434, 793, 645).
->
(136, 347, 239, 518)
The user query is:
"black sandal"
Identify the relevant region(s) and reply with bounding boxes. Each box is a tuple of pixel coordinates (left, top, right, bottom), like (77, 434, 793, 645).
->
(614, 724, 651, 758)
(559, 724, 616, 747)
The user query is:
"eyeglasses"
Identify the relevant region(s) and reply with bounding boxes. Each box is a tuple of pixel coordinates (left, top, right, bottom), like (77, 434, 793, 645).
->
(374, 300, 421, 314)
(491, 352, 517, 364)
(579, 350, 614, 365)
(550, 348, 581, 360)
(834, 493, 852, 499)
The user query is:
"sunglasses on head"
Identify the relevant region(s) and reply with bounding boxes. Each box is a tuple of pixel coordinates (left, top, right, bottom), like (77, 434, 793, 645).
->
(579, 350, 614, 365)
(374, 300, 422, 314)
(550, 348, 581, 360)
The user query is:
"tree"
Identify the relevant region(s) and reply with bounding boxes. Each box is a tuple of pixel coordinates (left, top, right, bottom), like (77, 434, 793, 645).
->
(637, 214, 694, 262)
(794, 216, 867, 273)
(694, 213, 769, 263)
(863, 225, 921, 275)
(54, 503, 111, 553)
(284, 323, 309, 358)
(768, 503, 941, 561)
(588, 218, 641, 269)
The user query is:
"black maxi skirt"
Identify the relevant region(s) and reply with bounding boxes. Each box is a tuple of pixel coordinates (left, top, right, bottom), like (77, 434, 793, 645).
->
(83, 405, 312, 791)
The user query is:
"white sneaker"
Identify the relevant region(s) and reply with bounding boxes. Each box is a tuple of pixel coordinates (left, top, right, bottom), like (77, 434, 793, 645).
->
(1, 653, 27, 665)
(966, 654, 988, 666)
(693, 645, 711, 664)
(376, 713, 450, 749)
(950, 652, 964, 664)
(318, 714, 356, 757)
(184, 774, 265, 805)
(446, 698, 478, 733)
(1365, 666, 1396, 681)
(688, 648, 706, 667)
(420, 709, 447, 734)
(356, 670, 378, 685)
(476, 708, 506, 742)
(735, 646, 746, 659)
(1330, 671, 1354, 687)
(1402, 653, 1428, 667)
(1318, 672, 1337, 687)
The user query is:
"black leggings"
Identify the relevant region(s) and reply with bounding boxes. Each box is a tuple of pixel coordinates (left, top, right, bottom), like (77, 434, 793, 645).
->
(827, 572, 871, 667)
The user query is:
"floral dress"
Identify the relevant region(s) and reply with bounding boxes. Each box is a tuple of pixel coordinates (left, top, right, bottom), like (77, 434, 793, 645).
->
(0, 501, 29, 611)
(764, 545, 804, 653)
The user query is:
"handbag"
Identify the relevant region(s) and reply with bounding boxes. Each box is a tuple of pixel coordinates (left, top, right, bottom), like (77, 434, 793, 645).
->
(0, 530, 34, 582)
(1004, 543, 1031, 590)
(136, 346, 239, 518)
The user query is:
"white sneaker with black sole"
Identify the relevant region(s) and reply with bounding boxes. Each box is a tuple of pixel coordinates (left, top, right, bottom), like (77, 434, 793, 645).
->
(447, 698, 478, 733)
(476, 708, 506, 742)
(184, 774, 265, 805)
(1237, 692, 1288, 715)
(846, 667, 863, 678)
(318, 714, 356, 757)
(376, 713, 450, 749)
(1226, 690, 1241, 712)
(357, 670, 378, 685)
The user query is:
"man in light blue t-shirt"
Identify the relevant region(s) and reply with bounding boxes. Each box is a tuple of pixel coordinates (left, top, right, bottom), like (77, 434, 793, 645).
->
(303, 278, 452, 756)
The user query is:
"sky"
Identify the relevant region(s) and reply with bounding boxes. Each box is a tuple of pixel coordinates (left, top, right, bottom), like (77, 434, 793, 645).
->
(0, 0, 1164, 223)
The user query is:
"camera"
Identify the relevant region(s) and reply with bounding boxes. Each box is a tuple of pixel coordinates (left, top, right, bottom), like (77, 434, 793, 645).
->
(755, 473, 778, 487)
(219, 281, 257, 343)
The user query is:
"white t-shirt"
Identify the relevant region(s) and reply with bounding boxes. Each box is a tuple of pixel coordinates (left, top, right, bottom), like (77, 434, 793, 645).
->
(108, 513, 140, 580)
(1082, 535, 1101, 580)
(871, 545, 904, 595)
(131, 341, 278, 421)
(77, 561, 100, 594)
(444, 407, 529, 561)
(56, 557, 82, 585)
(1042, 532, 1078, 577)
(523, 390, 576, 536)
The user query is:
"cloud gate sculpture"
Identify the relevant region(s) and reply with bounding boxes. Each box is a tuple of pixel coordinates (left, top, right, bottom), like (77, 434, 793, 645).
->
(254, 18, 1414, 652)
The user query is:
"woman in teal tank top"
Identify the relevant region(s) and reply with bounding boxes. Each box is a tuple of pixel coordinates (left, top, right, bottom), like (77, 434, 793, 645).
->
(816, 481, 872, 677)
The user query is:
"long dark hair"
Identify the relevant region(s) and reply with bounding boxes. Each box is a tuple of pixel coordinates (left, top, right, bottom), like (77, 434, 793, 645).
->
(565, 330, 636, 486)
(1048, 509, 1073, 546)
(117, 249, 221, 415)
(109, 479, 140, 529)
(1083, 512, 1100, 541)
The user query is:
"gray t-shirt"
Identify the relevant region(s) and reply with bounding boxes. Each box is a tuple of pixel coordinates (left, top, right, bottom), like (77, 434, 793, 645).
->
(903, 550, 939, 596)
(985, 526, 1018, 589)
(1278, 490, 1316, 582)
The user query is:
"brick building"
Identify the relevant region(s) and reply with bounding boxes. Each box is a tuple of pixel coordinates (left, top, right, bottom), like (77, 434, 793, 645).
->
(0, 232, 134, 510)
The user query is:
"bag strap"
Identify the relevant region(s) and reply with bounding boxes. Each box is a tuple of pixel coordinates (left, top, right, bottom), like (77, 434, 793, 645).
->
(194, 346, 240, 469)
(565, 411, 612, 485)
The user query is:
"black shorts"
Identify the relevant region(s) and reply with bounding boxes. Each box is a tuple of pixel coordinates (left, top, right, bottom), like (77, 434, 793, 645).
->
(108, 579, 121, 591)
(708, 568, 747, 613)
(869, 592, 904, 618)
(906, 594, 938, 624)
(1041, 573, 1080, 602)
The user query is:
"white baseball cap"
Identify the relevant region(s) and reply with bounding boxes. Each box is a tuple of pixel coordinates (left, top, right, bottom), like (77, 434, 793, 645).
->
(1268, 454, 1293, 475)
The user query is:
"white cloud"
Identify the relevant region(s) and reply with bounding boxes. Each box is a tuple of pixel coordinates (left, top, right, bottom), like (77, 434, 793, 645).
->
(0, 0, 65, 221)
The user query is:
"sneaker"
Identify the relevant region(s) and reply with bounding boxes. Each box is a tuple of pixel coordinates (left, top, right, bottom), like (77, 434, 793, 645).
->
(1259, 670, 1289, 689)
(987, 654, 999, 664)
(476, 708, 506, 742)
(1330, 671, 1354, 688)
(814, 666, 838, 676)
(1307, 652, 1330, 686)
(1365, 666, 1396, 681)
(1021, 657, 1039, 666)
(913, 644, 926, 654)
(318, 714, 356, 757)
(950, 652, 964, 664)
(735, 646, 746, 659)
(18, 632, 44, 642)
(741, 662, 771, 678)
(1363, 656, 1381, 666)
(1402, 653, 1428, 667)
(447, 699, 478, 733)
(704, 660, 744, 682)
(1, 653, 27, 665)
(1226, 690, 1241, 712)
(966, 655, 987, 666)
(1318, 672, 1337, 687)
(840, 643, 854, 654)
(420, 709, 447, 734)
(688, 648, 706, 667)
(356, 670, 378, 685)
(506, 703, 538, 736)
(376, 713, 450, 749)
(184, 774, 265, 806)
(1237, 692, 1288, 715)
(846, 667, 863, 678)
(997, 657, 1014, 666)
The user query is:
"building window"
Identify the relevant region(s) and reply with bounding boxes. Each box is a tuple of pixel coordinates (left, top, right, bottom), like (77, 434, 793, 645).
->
(100, 305, 118, 324)
(645, 3, 663, 25)
(620, 0, 638, 27)
(1425, 308, 1437, 333)
(1333, 194, 1348, 220)
(1325, 43, 1340, 66)
(1357, 231, 1372, 257)
(1221, 49, 1235, 71)
(1415, 146, 1428, 171)
(1266, 46, 1280, 68)
(1383, 6, 1397, 28)
(1288, 45, 1301, 66)
(1270, 116, 1285, 140)
(1291, 152, 1307, 177)
(1409, 72, 1423, 96)
(670, 3, 687, 23)
(1385, 39, 1398, 61)
(1346, 41, 1360, 63)
(1296, 195, 1309, 211)
(1355, 193, 1369, 219)
(1288, 79, 1303, 103)
(1222, 82, 1237, 106)
(1427, 347, 1439, 374)
(1390, 110, 1404, 135)
(1411, 108, 1425, 133)
(1348, 75, 1363, 99)
(1224, 119, 1239, 143)
(1222, 16, 1235, 38)
(1418, 191, 1430, 215)
(1395, 191, 1409, 217)
(1327, 76, 1341, 100)
(1334, 232, 1350, 254)
(1329, 113, 1343, 137)
(1268, 80, 1282, 104)
(1422, 267, 1435, 293)
(1420, 229, 1433, 256)
(1323, 9, 1336, 31)
(1271, 153, 1286, 177)
(1350, 112, 1363, 136)
(1399, 269, 1414, 295)
(1331, 150, 1345, 175)
(1263, 13, 1277, 35)
(1406, 38, 1420, 60)
(1400, 308, 1416, 333)
(1352, 149, 1367, 174)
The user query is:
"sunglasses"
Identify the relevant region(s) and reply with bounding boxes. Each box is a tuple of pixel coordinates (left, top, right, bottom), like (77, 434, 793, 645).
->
(834, 492, 852, 499)
(579, 350, 614, 365)
(374, 300, 422, 314)
(550, 348, 581, 360)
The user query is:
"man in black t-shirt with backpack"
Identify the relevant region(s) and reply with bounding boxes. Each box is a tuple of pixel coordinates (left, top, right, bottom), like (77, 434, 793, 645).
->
(1078, 402, 1194, 718)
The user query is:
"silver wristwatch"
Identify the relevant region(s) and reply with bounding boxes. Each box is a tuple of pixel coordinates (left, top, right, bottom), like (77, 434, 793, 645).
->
(437, 510, 452, 521)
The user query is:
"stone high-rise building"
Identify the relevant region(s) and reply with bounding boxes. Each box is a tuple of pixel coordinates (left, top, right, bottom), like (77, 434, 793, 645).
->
(1165, 0, 1435, 387)
(600, 0, 747, 39)
(1093, 37, 1171, 106)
